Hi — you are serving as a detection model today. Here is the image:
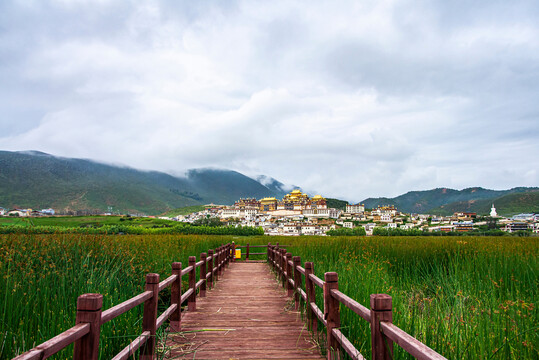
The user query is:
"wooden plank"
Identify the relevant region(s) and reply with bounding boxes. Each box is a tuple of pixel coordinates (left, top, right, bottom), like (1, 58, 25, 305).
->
(101, 291, 152, 324)
(111, 331, 150, 360)
(181, 265, 193, 277)
(158, 275, 177, 292)
(166, 262, 323, 360)
(380, 322, 447, 360)
(14, 323, 90, 360)
(309, 273, 324, 288)
(332, 328, 366, 360)
(331, 289, 371, 322)
(156, 304, 178, 329)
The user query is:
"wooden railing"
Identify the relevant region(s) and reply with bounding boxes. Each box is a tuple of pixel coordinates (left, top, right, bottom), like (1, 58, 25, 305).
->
(267, 244, 447, 360)
(232, 243, 288, 260)
(13, 243, 233, 360)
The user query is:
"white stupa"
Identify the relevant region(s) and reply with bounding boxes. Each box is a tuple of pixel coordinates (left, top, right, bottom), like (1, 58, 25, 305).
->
(490, 204, 498, 217)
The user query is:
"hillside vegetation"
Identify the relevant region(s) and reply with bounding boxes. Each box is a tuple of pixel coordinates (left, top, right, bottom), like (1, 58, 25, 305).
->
(431, 191, 539, 215)
(363, 187, 539, 215)
(162, 205, 208, 217)
(0, 151, 285, 215)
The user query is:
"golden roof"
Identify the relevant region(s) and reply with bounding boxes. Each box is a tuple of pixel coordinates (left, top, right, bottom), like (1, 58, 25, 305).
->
(291, 189, 302, 194)
(312, 195, 325, 200)
(260, 197, 277, 202)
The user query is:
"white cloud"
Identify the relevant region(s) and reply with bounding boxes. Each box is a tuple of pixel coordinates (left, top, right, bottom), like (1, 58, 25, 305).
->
(1, 0, 538, 201)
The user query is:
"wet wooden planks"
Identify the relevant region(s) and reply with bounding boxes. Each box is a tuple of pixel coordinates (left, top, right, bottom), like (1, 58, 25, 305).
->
(165, 262, 322, 360)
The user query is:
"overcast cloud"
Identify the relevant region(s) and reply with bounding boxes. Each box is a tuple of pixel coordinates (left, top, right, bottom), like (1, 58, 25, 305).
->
(1, 0, 538, 201)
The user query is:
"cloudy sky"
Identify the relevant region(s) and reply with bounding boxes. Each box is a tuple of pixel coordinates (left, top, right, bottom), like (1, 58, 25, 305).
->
(1, 0, 538, 201)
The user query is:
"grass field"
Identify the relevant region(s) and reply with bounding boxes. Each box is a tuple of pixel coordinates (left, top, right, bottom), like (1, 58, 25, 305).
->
(161, 205, 207, 217)
(0, 233, 227, 359)
(0, 215, 177, 228)
(1, 235, 537, 359)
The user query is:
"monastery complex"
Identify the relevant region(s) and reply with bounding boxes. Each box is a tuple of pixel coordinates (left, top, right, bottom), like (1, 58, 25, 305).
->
(222, 189, 343, 218)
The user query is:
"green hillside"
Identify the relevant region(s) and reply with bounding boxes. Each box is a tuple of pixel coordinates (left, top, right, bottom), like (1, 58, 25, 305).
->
(363, 187, 539, 214)
(162, 205, 207, 217)
(432, 191, 539, 216)
(326, 198, 348, 210)
(0, 151, 284, 215)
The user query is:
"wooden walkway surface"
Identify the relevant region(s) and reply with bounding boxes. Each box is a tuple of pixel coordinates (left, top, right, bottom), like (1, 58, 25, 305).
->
(165, 262, 323, 359)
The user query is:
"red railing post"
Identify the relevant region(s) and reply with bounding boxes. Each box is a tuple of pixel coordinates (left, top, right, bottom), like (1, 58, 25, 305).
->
(370, 294, 393, 360)
(170, 262, 182, 331)
(232, 242, 237, 262)
(293, 256, 302, 309)
(280, 249, 287, 287)
(208, 249, 214, 289)
(273, 245, 278, 271)
(73, 293, 102, 360)
(305, 262, 317, 333)
(219, 246, 224, 276)
(324, 272, 341, 360)
(200, 253, 207, 297)
(267, 243, 271, 264)
(286, 252, 293, 297)
(141, 273, 159, 360)
(225, 243, 229, 267)
(246, 243, 250, 260)
(214, 247, 218, 282)
(188, 256, 196, 311)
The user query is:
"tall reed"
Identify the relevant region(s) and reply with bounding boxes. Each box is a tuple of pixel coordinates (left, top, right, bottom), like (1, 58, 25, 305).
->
(287, 236, 538, 359)
(0, 233, 225, 359)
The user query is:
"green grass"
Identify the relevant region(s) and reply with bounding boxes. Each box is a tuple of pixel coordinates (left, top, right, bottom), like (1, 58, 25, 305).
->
(0, 215, 178, 228)
(285, 236, 538, 359)
(1, 235, 537, 359)
(161, 205, 207, 217)
(0, 233, 227, 359)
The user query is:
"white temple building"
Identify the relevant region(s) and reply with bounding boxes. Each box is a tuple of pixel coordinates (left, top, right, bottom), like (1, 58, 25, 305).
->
(490, 204, 498, 217)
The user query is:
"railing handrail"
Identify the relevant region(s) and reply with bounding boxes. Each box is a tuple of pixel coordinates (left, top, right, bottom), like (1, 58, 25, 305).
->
(13, 243, 234, 360)
(267, 244, 447, 360)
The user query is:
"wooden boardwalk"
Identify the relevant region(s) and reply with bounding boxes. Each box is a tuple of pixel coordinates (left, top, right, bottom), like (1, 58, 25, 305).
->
(165, 261, 323, 360)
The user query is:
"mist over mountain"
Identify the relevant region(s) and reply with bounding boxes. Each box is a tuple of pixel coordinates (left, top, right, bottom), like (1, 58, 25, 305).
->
(0, 151, 285, 215)
(1, 150, 537, 216)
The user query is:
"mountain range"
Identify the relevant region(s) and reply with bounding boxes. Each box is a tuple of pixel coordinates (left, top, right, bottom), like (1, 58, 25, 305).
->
(362, 187, 539, 215)
(0, 150, 288, 215)
(0, 150, 537, 216)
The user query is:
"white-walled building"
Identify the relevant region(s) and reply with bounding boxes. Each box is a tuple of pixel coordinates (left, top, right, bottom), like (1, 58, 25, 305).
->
(346, 204, 365, 214)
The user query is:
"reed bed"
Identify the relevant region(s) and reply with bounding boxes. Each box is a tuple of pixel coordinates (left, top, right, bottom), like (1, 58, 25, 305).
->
(286, 236, 538, 359)
(0, 233, 226, 359)
(1, 234, 537, 359)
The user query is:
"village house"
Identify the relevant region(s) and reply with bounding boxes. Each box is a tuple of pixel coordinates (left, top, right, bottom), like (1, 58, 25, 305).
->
(282, 224, 299, 235)
(453, 221, 474, 232)
(7, 209, 29, 217)
(0, 207, 6, 216)
(363, 223, 376, 235)
(504, 222, 529, 233)
(345, 203, 365, 214)
(300, 224, 318, 235)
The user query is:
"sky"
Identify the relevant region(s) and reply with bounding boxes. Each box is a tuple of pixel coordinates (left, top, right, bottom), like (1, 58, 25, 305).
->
(1, 0, 538, 202)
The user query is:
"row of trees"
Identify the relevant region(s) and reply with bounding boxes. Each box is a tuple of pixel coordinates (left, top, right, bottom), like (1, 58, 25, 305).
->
(0, 223, 264, 236)
(327, 227, 367, 236)
(372, 227, 532, 237)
